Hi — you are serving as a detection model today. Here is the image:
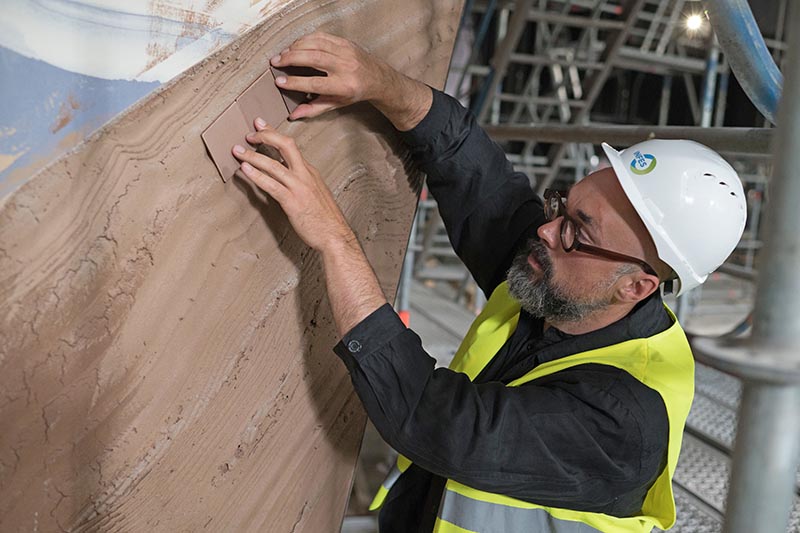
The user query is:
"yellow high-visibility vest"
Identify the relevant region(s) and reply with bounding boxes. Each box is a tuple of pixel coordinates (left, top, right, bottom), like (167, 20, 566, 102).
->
(371, 282, 694, 533)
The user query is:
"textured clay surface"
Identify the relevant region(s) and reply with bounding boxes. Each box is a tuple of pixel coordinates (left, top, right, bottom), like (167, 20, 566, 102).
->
(0, 0, 461, 530)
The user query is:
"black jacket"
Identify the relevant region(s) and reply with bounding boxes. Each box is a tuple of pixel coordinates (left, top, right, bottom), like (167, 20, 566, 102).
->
(333, 89, 671, 533)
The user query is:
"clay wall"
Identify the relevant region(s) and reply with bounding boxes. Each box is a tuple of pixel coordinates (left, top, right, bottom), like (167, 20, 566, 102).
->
(0, 1, 462, 530)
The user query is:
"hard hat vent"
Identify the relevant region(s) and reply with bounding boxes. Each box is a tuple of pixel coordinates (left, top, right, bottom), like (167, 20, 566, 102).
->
(713, 176, 738, 196)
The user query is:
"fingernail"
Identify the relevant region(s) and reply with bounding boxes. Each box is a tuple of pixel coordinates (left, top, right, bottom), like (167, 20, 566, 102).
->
(255, 117, 266, 128)
(241, 162, 253, 172)
(233, 144, 245, 154)
(276, 76, 287, 85)
(271, 54, 280, 64)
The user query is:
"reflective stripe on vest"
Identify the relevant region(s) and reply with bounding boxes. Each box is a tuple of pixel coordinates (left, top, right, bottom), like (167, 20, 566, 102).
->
(437, 487, 601, 533)
(371, 282, 694, 533)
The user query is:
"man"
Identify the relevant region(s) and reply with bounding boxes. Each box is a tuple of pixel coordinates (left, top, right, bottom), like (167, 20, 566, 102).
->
(231, 32, 747, 533)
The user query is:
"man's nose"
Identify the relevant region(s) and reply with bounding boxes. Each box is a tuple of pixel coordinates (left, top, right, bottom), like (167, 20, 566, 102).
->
(537, 218, 561, 250)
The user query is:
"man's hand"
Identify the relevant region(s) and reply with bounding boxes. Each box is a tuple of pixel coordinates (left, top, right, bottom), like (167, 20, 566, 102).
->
(232, 118, 388, 336)
(232, 119, 355, 253)
(271, 31, 432, 131)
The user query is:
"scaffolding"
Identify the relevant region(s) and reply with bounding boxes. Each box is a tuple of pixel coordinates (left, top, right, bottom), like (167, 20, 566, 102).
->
(396, 1, 800, 531)
(403, 0, 781, 310)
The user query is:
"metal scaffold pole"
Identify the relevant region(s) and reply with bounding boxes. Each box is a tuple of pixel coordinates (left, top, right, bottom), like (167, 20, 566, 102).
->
(723, 384, 800, 533)
(723, 4, 800, 530)
(693, 3, 800, 532)
(482, 124, 773, 154)
(703, 0, 782, 125)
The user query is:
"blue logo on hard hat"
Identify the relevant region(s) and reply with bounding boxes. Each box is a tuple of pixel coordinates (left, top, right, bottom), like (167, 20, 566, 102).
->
(630, 151, 657, 175)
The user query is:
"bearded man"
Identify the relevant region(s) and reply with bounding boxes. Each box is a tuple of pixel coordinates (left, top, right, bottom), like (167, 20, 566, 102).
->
(231, 32, 747, 533)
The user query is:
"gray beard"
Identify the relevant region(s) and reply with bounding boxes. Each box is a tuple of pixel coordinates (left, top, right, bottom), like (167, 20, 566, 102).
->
(506, 239, 611, 323)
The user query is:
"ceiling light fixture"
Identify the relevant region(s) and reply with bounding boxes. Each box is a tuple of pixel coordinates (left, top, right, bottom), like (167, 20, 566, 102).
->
(686, 13, 704, 31)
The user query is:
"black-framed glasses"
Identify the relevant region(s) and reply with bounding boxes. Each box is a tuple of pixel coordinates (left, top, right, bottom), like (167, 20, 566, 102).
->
(543, 189, 658, 276)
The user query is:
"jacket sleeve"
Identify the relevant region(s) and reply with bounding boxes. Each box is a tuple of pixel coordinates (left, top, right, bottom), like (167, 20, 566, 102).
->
(399, 89, 546, 296)
(334, 305, 668, 513)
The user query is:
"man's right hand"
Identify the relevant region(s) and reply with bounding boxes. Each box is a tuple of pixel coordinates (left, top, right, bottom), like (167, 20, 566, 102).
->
(270, 31, 432, 131)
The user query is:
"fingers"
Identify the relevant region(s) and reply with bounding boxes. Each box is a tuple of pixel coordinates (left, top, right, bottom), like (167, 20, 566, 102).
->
(289, 97, 341, 120)
(233, 143, 295, 185)
(239, 161, 289, 203)
(243, 122, 306, 170)
(274, 72, 337, 97)
(271, 49, 337, 72)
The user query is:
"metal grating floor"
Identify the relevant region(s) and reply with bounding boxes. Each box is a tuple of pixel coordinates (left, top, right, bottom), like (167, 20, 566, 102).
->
(694, 363, 742, 409)
(686, 393, 738, 449)
(669, 486, 723, 533)
(663, 362, 800, 533)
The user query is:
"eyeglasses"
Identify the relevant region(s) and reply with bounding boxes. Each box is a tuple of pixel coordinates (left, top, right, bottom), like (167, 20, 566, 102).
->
(543, 189, 657, 276)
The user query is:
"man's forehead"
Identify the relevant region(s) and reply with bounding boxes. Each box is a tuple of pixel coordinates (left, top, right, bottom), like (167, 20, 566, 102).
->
(566, 170, 629, 233)
(583, 167, 654, 245)
(570, 168, 623, 202)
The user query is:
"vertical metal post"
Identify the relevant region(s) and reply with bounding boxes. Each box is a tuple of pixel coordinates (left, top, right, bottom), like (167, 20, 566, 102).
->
(476, 0, 534, 123)
(714, 66, 730, 127)
(659, 75, 673, 125)
(490, 6, 511, 125)
(396, 203, 420, 323)
(722, 3, 800, 531)
(682, 70, 701, 125)
(700, 38, 720, 128)
(743, 184, 761, 270)
(674, 285, 690, 324)
(723, 385, 800, 533)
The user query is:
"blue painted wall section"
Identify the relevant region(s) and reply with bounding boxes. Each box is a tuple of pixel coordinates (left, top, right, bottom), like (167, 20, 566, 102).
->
(0, 45, 159, 197)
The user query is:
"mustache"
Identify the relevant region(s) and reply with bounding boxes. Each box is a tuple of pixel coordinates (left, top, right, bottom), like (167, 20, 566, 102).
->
(523, 238, 553, 275)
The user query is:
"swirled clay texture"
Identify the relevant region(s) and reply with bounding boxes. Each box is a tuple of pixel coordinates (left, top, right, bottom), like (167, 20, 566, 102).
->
(0, 1, 462, 530)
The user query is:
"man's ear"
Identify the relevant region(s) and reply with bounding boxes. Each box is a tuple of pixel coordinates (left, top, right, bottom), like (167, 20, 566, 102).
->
(614, 272, 660, 303)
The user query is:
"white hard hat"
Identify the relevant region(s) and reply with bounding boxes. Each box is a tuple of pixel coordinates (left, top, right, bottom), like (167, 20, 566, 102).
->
(601, 139, 747, 296)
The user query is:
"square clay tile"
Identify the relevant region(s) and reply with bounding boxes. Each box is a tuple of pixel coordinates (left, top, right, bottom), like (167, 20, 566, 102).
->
(202, 102, 250, 182)
(270, 65, 327, 114)
(237, 70, 288, 129)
